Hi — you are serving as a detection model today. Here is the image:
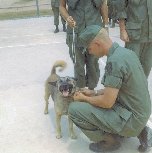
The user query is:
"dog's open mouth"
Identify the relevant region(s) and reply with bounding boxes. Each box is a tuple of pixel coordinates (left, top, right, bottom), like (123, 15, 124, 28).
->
(62, 90, 70, 97)
(59, 84, 73, 97)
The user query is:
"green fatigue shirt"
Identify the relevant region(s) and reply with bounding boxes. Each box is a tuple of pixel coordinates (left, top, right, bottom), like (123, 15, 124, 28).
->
(51, 0, 59, 7)
(101, 42, 151, 137)
(116, 0, 152, 42)
(66, 0, 103, 47)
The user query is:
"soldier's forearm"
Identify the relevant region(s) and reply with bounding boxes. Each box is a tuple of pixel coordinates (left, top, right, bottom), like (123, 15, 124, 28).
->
(85, 94, 114, 109)
(101, 0, 108, 26)
(96, 89, 104, 96)
(59, 0, 69, 21)
(119, 19, 126, 32)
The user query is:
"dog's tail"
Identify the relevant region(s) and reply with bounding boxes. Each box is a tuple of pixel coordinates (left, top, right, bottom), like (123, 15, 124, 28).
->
(51, 60, 67, 75)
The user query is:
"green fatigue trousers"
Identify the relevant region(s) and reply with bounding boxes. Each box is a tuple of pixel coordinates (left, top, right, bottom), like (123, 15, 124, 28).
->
(125, 42, 152, 78)
(52, 7, 66, 26)
(68, 102, 145, 142)
(74, 47, 100, 89)
(69, 102, 124, 142)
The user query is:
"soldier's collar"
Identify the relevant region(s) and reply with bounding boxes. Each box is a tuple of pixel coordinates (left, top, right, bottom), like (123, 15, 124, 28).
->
(108, 42, 119, 57)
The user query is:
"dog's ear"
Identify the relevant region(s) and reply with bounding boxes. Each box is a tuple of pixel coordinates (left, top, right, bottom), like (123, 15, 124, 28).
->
(48, 81, 57, 86)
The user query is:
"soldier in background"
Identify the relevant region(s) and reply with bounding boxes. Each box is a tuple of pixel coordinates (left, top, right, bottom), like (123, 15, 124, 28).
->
(116, 0, 152, 78)
(60, 0, 108, 90)
(51, 0, 66, 33)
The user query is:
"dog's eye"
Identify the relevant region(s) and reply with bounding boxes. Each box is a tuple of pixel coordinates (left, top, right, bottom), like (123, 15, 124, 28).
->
(66, 77, 70, 81)
(67, 78, 70, 81)
(59, 79, 63, 83)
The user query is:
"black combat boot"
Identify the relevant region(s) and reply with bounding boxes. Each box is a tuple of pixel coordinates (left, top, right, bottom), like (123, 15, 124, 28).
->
(138, 126, 152, 152)
(89, 134, 121, 152)
(54, 25, 59, 33)
(63, 24, 66, 32)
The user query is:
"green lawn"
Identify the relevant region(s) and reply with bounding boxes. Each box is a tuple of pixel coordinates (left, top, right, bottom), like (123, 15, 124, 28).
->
(0, 9, 53, 20)
(0, 0, 52, 20)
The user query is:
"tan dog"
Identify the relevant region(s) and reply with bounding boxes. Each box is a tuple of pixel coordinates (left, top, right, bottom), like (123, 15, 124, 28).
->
(44, 60, 77, 139)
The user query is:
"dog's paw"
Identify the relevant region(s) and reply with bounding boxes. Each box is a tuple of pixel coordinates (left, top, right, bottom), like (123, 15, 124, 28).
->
(56, 134, 62, 139)
(70, 134, 77, 139)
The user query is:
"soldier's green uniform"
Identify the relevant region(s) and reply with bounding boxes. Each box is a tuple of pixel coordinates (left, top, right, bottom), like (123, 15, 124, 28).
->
(107, 0, 117, 28)
(51, 0, 66, 33)
(116, 0, 152, 78)
(66, 0, 104, 89)
(69, 42, 151, 142)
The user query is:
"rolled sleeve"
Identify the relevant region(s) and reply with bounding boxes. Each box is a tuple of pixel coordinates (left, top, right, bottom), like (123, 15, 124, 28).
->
(101, 61, 123, 89)
(103, 75, 122, 89)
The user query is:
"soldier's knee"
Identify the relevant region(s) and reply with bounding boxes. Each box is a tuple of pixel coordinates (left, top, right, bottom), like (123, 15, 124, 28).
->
(68, 102, 79, 116)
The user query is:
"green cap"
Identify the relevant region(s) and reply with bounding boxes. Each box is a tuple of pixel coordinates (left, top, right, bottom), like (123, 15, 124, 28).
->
(79, 25, 102, 49)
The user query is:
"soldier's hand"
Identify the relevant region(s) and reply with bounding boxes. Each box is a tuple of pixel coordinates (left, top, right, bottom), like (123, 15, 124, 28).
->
(79, 88, 94, 96)
(66, 16, 76, 28)
(120, 29, 129, 42)
(73, 91, 86, 101)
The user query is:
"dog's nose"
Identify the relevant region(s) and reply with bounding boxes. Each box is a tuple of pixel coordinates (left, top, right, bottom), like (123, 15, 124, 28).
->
(62, 84, 68, 89)
(60, 83, 68, 91)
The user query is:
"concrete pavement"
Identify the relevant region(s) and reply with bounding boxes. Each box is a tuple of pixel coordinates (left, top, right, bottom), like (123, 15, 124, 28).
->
(0, 17, 152, 153)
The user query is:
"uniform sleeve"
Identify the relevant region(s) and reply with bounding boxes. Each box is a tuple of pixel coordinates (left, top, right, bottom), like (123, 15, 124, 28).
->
(113, 0, 127, 20)
(101, 61, 123, 89)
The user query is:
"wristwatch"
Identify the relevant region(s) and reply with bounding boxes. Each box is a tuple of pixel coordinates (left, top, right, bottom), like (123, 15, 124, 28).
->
(94, 90, 98, 96)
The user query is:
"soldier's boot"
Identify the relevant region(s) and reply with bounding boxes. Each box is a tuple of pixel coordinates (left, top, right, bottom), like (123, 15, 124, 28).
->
(138, 126, 152, 152)
(54, 25, 59, 33)
(109, 18, 112, 25)
(63, 24, 66, 32)
(89, 134, 121, 152)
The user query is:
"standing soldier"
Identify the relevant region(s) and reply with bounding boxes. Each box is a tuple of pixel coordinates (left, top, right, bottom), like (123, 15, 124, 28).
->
(116, 0, 152, 78)
(51, 0, 66, 33)
(60, 0, 108, 90)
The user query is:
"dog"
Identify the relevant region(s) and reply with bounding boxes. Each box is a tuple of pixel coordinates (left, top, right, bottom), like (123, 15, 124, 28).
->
(44, 60, 77, 139)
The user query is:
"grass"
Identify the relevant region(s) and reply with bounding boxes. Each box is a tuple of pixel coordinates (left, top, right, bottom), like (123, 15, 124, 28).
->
(0, 9, 53, 20)
(17, 0, 35, 4)
(23, 0, 33, 1)
(0, 0, 52, 20)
